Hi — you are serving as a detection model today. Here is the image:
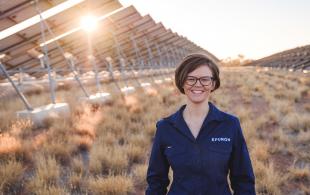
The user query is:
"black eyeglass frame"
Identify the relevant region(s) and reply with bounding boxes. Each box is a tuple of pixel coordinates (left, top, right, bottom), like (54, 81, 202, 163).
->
(185, 76, 214, 86)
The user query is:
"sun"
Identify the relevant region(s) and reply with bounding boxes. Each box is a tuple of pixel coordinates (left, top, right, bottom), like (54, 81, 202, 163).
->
(80, 15, 98, 32)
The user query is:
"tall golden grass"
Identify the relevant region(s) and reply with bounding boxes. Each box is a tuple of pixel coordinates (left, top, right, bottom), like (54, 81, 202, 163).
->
(0, 67, 309, 194)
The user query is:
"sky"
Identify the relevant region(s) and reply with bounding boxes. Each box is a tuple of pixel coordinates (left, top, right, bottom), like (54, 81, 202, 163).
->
(120, 0, 310, 60)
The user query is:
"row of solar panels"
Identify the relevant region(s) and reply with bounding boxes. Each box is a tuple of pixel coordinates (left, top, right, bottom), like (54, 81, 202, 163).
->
(0, 0, 218, 81)
(247, 44, 310, 70)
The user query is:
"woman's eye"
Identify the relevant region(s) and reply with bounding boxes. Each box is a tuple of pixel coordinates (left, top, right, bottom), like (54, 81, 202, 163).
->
(201, 78, 210, 82)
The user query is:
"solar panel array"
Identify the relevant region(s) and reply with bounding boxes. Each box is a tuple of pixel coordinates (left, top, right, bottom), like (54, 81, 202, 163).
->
(0, 0, 218, 81)
(248, 45, 310, 71)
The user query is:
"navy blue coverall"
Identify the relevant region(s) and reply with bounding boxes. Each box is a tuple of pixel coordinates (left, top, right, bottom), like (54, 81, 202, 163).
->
(146, 102, 256, 195)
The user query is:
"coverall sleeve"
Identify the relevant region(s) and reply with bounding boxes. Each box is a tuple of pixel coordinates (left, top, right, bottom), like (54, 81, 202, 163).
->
(145, 121, 170, 195)
(229, 118, 256, 195)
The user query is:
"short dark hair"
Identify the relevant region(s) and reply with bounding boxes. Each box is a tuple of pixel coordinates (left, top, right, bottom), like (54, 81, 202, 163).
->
(175, 53, 220, 94)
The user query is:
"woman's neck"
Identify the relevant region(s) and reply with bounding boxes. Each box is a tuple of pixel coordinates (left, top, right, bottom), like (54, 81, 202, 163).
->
(184, 99, 209, 118)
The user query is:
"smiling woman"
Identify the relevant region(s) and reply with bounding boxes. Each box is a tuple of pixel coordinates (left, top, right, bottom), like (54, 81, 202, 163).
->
(146, 53, 256, 195)
(176, 55, 220, 105)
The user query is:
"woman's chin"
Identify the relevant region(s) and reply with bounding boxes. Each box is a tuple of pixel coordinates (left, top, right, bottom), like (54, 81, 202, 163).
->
(188, 97, 208, 104)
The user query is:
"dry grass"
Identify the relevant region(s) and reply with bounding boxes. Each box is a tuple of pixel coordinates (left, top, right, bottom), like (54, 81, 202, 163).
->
(251, 140, 270, 162)
(221, 67, 309, 194)
(288, 165, 310, 183)
(281, 112, 310, 132)
(89, 141, 129, 175)
(67, 171, 87, 194)
(131, 164, 148, 187)
(0, 159, 25, 194)
(0, 69, 309, 194)
(255, 161, 286, 195)
(126, 143, 146, 164)
(26, 155, 61, 194)
(87, 174, 134, 195)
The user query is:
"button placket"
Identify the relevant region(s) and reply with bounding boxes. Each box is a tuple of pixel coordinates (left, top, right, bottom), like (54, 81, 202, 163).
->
(194, 141, 204, 188)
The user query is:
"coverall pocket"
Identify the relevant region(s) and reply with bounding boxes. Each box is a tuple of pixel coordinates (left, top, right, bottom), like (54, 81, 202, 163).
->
(205, 147, 231, 170)
(164, 147, 190, 170)
(164, 147, 186, 157)
(207, 147, 231, 155)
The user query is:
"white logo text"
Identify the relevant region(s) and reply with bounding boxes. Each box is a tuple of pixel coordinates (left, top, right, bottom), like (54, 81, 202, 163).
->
(211, 137, 231, 142)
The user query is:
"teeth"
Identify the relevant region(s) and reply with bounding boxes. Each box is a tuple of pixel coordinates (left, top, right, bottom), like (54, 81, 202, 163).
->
(192, 90, 203, 94)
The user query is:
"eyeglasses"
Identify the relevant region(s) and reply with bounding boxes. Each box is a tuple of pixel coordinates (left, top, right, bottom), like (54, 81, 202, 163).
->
(185, 76, 214, 86)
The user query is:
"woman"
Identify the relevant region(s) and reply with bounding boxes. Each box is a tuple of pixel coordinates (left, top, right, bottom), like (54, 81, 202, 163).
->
(146, 53, 256, 195)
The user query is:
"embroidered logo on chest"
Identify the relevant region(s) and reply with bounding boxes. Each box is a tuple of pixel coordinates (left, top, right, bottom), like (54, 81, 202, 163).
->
(211, 137, 231, 142)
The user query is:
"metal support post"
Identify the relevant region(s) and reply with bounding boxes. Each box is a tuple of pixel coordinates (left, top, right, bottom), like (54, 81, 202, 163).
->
(18, 67, 23, 86)
(111, 32, 130, 88)
(0, 62, 33, 111)
(37, 1, 56, 104)
(34, 2, 89, 98)
(67, 57, 89, 97)
(106, 57, 122, 92)
(89, 56, 102, 92)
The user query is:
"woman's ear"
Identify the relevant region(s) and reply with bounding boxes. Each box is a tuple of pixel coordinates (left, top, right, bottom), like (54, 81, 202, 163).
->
(210, 81, 216, 91)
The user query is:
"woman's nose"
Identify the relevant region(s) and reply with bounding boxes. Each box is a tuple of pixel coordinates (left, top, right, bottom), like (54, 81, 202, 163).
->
(194, 80, 203, 87)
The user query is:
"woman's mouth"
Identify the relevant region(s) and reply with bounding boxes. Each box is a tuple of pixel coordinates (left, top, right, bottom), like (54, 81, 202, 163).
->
(191, 90, 204, 94)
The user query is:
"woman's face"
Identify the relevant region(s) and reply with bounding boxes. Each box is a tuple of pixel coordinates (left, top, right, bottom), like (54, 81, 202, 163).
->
(183, 65, 215, 104)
